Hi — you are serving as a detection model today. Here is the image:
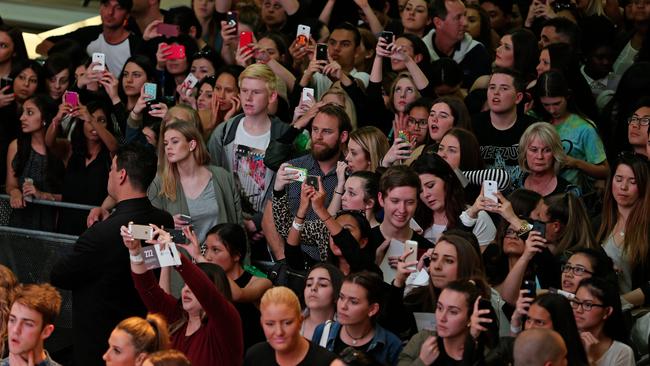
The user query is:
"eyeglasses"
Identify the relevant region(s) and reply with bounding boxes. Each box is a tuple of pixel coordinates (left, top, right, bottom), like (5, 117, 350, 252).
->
(627, 116, 650, 126)
(569, 299, 606, 311)
(505, 229, 521, 238)
(560, 264, 593, 276)
(407, 117, 428, 128)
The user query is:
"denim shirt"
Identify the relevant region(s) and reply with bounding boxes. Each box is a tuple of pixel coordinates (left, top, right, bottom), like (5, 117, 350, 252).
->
(312, 321, 403, 366)
(1, 351, 62, 366)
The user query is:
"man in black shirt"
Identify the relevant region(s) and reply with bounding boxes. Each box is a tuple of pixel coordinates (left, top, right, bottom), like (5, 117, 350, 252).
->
(471, 68, 537, 186)
(51, 144, 173, 366)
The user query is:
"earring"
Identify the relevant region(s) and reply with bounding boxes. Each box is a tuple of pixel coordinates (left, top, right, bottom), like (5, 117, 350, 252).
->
(42, 121, 46, 126)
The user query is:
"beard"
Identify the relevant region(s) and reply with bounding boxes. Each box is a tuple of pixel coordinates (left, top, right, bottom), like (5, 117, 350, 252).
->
(312, 142, 340, 161)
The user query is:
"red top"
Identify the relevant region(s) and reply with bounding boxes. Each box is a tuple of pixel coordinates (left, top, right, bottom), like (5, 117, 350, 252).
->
(133, 255, 244, 366)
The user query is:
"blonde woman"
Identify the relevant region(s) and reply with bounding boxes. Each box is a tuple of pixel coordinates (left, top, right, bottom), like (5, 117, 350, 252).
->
(244, 287, 337, 366)
(516, 122, 577, 197)
(147, 122, 242, 245)
(103, 314, 170, 366)
(344, 126, 390, 174)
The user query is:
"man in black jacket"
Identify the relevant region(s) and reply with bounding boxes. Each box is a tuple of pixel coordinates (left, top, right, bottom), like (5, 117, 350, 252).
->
(50, 143, 173, 366)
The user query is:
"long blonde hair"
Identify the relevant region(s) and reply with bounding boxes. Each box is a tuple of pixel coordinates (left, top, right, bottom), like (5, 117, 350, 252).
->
(158, 122, 211, 201)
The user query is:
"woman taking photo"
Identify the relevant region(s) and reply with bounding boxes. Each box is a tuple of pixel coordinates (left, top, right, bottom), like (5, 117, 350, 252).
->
(398, 279, 491, 365)
(302, 263, 344, 340)
(312, 271, 403, 366)
(148, 122, 242, 244)
(516, 122, 577, 196)
(119, 55, 158, 114)
(103, 314, 170, 366)
(45, 100, 118, 235)
(122, 224, 244, 365)
(177, 223, 272, 351)
(380, 97, 471, 169)
(6, 94, 64, 231)
(536, 70, 608, 192)
(598, 152, 650, 306)
(244, 286, 338, 366)
(411, 153, 496, 247)
(366, 33, 431, 136)
(571, 277, 635, 365)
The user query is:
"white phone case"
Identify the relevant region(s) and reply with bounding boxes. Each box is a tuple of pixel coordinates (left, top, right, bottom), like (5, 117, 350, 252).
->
(297, 24, 311, 38)
(92, 52, 105, 71)
(301, 87, 314, 102)
(483, 180, 498, 203)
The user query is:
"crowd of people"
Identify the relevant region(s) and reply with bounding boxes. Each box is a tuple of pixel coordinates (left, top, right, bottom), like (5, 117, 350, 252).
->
(0, 0, 650, 364)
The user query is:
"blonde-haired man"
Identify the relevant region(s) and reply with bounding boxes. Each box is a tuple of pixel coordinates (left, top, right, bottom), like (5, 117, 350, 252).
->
(208, 63, 291, 241)
(2, 283, 62, 366)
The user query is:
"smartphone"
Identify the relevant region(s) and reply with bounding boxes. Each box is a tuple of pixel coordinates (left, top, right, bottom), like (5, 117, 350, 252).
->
(179, 214, 191, 223)
(380, 30, 393, 44)
(523, 279, 536, 298)
(316, 43, 328, 61)
(482, 180, 498, 203)
(92, 52, 106, 71)
(398, 130, 410, 151)
(531, 220, 546, 238)
(239, 31, 253, 49)
(167, 228, 187, 244)
(404, 240, 418, 270)
(143, 83, 157, 101)
(157, 23, 180, 38)
(301, 87, 314, 102)
(182, 73, 199, 90)
(226, 11, 238, 28)
(64, 91, 79, 107)
(296, 24, 311, 47)
(306, 175, 318, 189)
(285, 166, 307, 182)
(167, 44, 186, 60)
(0, 77, 12, 93)
(129, 223, 154, 241)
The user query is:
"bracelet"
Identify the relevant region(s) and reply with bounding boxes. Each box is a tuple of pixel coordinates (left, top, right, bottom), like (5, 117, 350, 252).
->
(292, 220, 304, 231)
(334, 191, 343, 195)
(130, 252, 144, 264)
(295, 215, 305, 221)
(517, 220, 533, 236)
(510, 324, 522, 334)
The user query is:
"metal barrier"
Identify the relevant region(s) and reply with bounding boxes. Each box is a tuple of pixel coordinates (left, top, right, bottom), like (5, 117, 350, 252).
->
(0, 195, 91, 362)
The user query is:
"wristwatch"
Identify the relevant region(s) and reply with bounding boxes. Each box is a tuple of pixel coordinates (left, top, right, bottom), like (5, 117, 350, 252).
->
(517, 220, 533, 237)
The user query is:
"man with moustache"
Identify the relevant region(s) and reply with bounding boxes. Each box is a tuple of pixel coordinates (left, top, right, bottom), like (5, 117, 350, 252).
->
(262, 104, 351, 262)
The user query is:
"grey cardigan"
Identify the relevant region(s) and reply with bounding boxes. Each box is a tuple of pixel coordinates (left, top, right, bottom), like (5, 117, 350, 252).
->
(147, 165, 243, 226)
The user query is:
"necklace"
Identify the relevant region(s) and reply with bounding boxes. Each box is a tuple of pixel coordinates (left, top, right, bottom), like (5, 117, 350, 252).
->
(343, 325, 372, 345)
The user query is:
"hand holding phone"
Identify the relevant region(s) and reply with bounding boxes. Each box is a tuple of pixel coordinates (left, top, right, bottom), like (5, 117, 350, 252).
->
(129, 223, 154, 241)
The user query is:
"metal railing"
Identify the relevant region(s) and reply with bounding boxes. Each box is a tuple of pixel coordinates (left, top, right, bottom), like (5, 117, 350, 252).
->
(0, 195, 89, 362)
